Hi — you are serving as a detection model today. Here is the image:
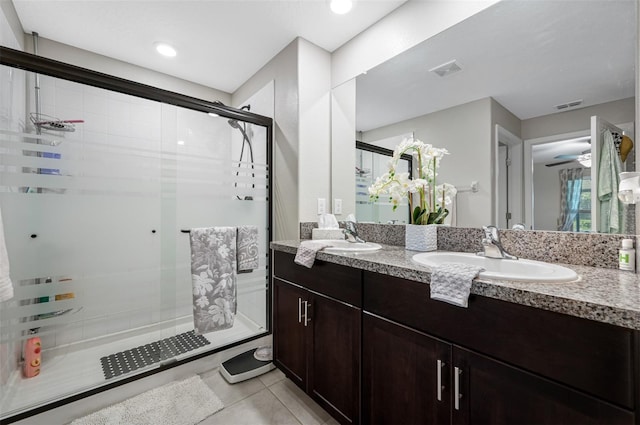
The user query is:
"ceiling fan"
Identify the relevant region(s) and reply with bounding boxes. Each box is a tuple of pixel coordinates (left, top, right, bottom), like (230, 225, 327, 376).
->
(545, 149, 591, 167)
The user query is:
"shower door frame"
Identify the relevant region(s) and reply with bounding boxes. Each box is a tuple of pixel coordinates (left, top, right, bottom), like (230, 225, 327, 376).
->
(0, 46, 273, 423)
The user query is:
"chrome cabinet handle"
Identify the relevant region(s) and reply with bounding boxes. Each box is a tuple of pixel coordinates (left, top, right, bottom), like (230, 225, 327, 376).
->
(298, 297, 302, 323)
(454, 366, 462, 410)
(303, 301, 311, 326)
(437, 359, 445, 401)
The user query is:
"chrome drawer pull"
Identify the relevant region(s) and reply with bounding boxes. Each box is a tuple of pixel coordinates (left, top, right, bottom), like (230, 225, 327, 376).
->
(454, 367, 462, 410)
(437, 359, 445, 401)
(303, 301, 310, 326)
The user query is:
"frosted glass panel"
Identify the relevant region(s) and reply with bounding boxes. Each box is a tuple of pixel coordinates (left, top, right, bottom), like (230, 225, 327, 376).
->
(174, 107, 269, 331)
(0, 61, 271, 419)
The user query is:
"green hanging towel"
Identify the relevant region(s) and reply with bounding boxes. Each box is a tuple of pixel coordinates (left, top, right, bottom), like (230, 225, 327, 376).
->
(597, 129, 623, 233)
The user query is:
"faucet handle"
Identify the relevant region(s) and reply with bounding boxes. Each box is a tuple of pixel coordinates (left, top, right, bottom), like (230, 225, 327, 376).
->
(345, 221, 357, 233)
(483, 225, 499, 240)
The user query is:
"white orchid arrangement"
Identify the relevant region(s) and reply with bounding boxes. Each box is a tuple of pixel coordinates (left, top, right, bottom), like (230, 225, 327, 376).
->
(368, 137, 457, 225)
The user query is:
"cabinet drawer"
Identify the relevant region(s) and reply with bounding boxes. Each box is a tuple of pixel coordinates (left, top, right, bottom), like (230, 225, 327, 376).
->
(273, 251, 362, 306)
(363, 271, 635, 409)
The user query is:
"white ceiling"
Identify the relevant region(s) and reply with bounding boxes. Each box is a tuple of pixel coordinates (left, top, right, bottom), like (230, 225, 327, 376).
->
(356, 0, 637, 132)
(12, 0, 407, 93)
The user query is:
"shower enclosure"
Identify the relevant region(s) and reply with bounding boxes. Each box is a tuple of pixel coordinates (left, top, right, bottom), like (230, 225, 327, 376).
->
(0, 47, 272, 421)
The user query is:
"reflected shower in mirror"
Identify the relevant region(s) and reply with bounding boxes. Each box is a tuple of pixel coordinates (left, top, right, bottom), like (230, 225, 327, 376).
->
(344, 0, 636, 233)
(355, 140, 411, 224)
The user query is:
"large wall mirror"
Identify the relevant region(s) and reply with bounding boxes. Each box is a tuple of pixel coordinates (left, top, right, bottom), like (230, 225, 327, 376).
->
(334, 0, 637, 234)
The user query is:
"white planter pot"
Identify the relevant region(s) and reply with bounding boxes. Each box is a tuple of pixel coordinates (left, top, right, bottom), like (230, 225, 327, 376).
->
(405, 224, 437, 251)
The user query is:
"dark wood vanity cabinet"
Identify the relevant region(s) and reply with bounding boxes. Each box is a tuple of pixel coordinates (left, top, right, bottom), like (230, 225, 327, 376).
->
(363, 271, 636, 425)
(452, 346, 633, 425)
(273, 251, 361, 425)
(272, 249, 638, 425)
(364, 311, 633, 424)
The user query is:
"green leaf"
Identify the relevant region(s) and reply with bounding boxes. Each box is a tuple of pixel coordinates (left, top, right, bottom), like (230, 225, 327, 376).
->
(427, 208, 449, 224)
(412, 206, 426, 224)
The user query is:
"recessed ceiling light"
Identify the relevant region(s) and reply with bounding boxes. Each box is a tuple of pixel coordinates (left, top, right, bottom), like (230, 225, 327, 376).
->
(330, 0, 353, 14)
(155, 43, 176, 58)
(177, 140, 185, 145)
(208, 112, 219, 118)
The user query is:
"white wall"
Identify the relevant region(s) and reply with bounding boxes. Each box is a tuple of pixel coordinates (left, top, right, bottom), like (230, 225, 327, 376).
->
(233, 39, 299, 241)
(298, 39, 332, 223)
(331, 0, 500, 87)
(362, 97, 493, 227)
(0, 0, 24, 50)
(331, 80, 356, 218)
(234, 37, 333, 239)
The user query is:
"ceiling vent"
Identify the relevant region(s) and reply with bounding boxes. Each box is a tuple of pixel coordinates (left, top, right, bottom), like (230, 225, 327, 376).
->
(429, 60, 462, 77)
(554, 99, 583, 110)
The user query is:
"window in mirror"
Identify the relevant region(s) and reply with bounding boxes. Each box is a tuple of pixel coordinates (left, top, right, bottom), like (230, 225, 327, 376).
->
(576, 175, 592, 232)
(560, 171, 592, 232)
(355, 141, 411, 223)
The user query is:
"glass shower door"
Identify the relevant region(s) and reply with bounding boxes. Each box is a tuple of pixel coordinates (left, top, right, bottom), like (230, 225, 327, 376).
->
(0, 68, 167, 417)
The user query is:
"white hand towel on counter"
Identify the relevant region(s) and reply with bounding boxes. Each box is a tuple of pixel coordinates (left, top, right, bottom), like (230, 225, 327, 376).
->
(190, 227, 237, 334)
(0, 208, 14, 302)
(237, 225, 259, 272)
(430, 262, 484, 308)
(294, 240, 333, 268)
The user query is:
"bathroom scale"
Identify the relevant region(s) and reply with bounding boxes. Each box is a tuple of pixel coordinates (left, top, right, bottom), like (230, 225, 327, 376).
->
(219, 347, 275, 384)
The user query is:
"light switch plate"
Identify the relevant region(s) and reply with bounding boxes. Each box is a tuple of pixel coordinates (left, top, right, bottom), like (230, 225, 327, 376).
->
(334, 198, 343, 214)
(317, 198, 326, 214)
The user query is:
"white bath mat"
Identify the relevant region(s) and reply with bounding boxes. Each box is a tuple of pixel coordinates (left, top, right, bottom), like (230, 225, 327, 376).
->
(70, 375, 223, 425)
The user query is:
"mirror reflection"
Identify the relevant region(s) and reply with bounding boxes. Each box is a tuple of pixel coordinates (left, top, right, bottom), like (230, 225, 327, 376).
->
(352, 0, 636, 233)
(355, 140, 412, 224)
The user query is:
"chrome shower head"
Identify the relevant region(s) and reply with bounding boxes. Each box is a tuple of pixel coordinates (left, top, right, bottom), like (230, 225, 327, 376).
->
(228, 119, 241, 129)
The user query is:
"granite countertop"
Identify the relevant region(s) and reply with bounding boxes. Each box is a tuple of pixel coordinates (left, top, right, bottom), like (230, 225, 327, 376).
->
(270, 240, 640, 331)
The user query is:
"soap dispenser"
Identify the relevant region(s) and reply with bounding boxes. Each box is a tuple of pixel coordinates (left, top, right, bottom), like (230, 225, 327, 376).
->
(619, 239, 635, 271)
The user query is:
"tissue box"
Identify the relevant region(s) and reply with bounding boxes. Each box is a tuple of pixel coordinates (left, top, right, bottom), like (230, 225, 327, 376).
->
(312, 228, 345, 240)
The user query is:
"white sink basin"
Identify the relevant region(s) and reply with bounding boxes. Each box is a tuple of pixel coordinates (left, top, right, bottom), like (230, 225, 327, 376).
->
(314, 239, 382, 253)
(412, 252, 579, 283)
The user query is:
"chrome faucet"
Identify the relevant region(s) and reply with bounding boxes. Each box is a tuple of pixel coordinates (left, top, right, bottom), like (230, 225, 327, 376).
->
(344, 220, 366, 243)
(478, 225, 518, 260)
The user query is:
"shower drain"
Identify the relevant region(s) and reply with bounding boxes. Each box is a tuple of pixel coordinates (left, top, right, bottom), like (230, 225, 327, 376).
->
(100, 330, 210, 379)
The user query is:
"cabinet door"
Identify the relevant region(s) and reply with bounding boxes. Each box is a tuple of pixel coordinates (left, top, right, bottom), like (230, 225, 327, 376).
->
(308, 292, 361, 425)
(363, 312, 451, 425)
(273, 278, 307, 388)
(452, 347, 634, 425)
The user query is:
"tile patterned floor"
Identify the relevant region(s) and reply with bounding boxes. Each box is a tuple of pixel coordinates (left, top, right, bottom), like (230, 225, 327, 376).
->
(198, 368, 338, 425)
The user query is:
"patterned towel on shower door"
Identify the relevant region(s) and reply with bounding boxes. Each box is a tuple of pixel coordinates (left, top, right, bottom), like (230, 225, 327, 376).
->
(189, 227, 237, 334)
(237, 225, 259, 272)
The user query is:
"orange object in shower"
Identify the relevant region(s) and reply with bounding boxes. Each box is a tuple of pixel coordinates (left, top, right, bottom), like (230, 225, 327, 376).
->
(22, 337, 42, 378)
